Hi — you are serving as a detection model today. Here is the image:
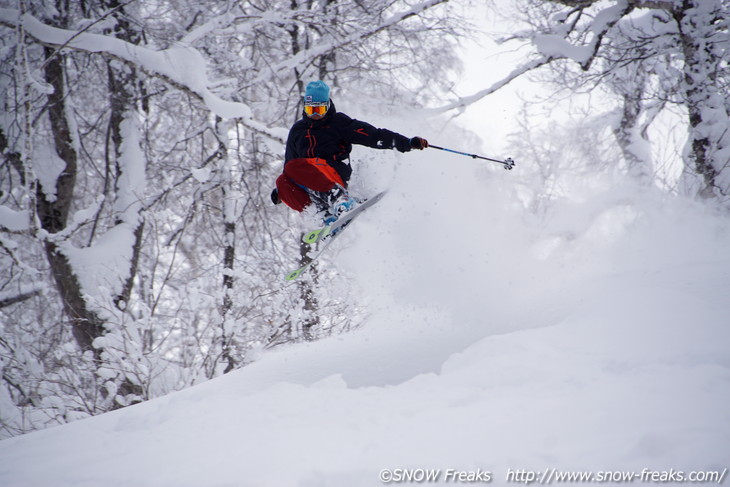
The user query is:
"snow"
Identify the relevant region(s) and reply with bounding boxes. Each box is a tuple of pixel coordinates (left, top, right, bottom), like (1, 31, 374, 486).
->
(60, 223, 139, 302)
(33, 142, 66, 203)
(112, 114, 145, 223)
(533, 34, 592, 64)
(533, 1, 630, 65)
(45, 114, 145, 307)
(1, 3, 729, 484)
(591, 1, 629, 36)
(1, 142, 729, 486)
(191, 166, 213, 183)
(0, 206, 29, 232)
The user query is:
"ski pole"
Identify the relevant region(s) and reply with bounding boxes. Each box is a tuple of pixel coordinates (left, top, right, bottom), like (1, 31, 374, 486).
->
(429, 144, 515, 170)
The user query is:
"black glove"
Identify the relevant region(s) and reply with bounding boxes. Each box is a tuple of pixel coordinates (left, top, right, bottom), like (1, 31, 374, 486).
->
(410, 137, 429, 150)
(270, 188, 281, 205)
(394, 136, 412, 152)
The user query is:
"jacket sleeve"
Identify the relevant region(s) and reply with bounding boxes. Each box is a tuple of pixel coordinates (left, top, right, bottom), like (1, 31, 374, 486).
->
(339, 114, 412, 152)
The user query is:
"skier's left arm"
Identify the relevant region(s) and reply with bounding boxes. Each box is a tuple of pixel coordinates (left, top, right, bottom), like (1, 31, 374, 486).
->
(343, 117, 428, 152)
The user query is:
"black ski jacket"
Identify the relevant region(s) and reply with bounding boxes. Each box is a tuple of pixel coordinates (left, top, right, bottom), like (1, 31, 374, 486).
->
(284, 100, 412, 184)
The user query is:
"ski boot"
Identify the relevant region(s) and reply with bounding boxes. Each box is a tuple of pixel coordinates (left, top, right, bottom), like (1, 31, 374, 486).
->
(305, 185, 357, 226)
(329, 193, 356, 221)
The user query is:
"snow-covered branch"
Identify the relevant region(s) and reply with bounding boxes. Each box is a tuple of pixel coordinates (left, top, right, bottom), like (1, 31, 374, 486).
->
(0, 284, 42, 309)
(244, 0, 450, 87)
(534, 1, 635, 70)
(443, 0, 650, 116)
(448, 0, 729, 200)
(0, 8, 287, 143)
(433, 56, 554, 114)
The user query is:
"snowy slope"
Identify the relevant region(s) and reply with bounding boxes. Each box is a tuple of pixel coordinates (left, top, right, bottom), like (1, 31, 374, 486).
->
(1, 148, 729, 487)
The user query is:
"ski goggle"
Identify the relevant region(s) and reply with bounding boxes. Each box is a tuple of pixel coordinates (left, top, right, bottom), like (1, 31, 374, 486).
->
(304, 102, 329, 116)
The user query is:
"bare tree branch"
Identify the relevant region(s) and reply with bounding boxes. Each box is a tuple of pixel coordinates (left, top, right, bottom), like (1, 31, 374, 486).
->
(432, 55, 555, 114)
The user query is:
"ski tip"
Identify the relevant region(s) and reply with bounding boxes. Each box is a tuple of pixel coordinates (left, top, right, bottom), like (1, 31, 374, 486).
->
(285, 268, 305, 281)
(303, 228, 324, 244)
(303, 226, 333, 244)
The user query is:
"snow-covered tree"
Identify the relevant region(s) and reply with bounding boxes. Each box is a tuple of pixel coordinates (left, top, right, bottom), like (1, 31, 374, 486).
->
(447, 0, 729, 202)
(0, 0, 464, 436)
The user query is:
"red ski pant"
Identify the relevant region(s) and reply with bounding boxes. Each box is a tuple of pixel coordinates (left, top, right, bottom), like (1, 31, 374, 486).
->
(276, 158, 346, 212)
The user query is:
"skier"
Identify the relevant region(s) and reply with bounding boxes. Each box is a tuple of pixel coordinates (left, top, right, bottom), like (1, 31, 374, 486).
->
(271, 80, 428, 223)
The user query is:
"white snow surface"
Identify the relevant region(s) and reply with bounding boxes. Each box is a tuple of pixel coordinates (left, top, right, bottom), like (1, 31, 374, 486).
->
(1, 144, 729, 486)
(0, 207, 28, 232)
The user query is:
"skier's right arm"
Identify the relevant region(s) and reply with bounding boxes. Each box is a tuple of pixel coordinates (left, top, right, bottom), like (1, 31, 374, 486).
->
(341, 115, 427, 152)
(340, 115, 412, 152)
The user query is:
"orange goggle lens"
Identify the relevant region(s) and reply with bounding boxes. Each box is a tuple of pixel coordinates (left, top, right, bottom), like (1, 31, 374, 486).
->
(304, 103, 329, 116)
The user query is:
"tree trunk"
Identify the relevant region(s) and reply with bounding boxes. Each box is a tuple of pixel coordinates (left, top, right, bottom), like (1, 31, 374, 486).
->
(299, 238, 319, 341)
(104, 0, 145, 310)
(216, 117, 239, 374)
(673, 0, 730, 199)
(610, 69, 653, 185)
(40, 48, 106, 353)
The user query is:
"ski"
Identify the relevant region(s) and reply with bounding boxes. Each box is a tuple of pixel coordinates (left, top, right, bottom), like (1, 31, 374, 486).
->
(285, 191, 387, 281)
(285, 229, 344, 280)
(303, 191, 387, 245)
